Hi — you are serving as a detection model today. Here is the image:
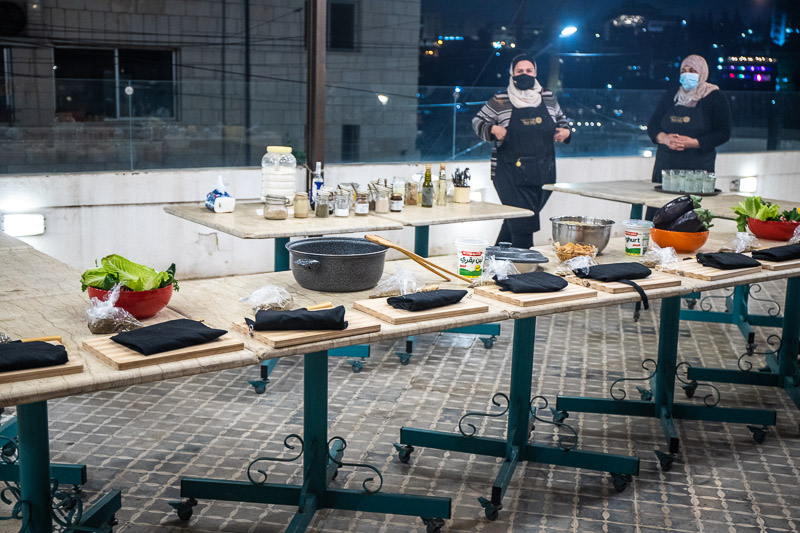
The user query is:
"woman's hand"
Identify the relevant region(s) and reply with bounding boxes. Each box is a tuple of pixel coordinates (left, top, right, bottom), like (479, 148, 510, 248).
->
(656, 132, 686, 151)
(491, 125, 507, 141)
(554, 128, 570, 143)
(673, 135, 700, 149)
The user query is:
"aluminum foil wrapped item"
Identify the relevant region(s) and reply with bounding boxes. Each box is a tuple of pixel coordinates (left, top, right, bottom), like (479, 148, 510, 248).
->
(554, 255, 598, 277)
(791, 225, 800, 245)
(469, 256, 520, 287)
(86, 284, 143, 334)
(640, 242, 679, 268)
(241, 284, 294, 313)
(719, 232, 761, 253)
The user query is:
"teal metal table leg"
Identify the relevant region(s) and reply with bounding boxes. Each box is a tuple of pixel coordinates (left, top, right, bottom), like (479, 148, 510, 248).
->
(179, 350, 451, 531)
(414, 226, 430, 258)
(680, 284, 783, 340)
(399, 317, 639, 520)
(17, 401, 52, 533)
(275, 237, 290, 272)
(629, 203, 643, 219)
(654, 296, 680, 452)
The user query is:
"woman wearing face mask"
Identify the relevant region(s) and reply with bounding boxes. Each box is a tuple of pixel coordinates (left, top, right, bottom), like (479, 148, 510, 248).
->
(472, 54, 571, 249)
(647, 54, 731, 194)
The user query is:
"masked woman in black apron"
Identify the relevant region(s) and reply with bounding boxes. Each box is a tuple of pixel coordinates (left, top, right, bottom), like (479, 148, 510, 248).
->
(472, 54, 571, 249)
(646, 54, 731, 218)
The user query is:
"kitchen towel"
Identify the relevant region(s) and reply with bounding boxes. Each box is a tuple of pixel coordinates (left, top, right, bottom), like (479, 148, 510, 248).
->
(696, 252, 761, 270)
(111, 319, 227, 355)
(0, 341, 69, 373)
(494, 271, 568, 293)
(574, 262, 652, 309)
(751, 244, 800, 263)
(387, 289, 467, 312)
(245, 306, 348, 331)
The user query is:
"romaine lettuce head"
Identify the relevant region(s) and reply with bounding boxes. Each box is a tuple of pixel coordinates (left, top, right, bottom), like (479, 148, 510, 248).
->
(80, 254, 177, 292)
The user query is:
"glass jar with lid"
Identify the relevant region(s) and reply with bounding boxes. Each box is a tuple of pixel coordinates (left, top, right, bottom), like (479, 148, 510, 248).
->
(261, 146, 296, 202)
(354, 191, 369, 216)
(390, 193, 404, 212)
(264, 194, 291, 220)
(375, 187, 391, 214)
(293, 192, 310, 218)
(314, 191, 330, 218)
(334, 191, 350, 217)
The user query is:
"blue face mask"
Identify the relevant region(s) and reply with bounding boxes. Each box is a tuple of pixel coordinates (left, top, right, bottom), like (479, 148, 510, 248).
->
(680, 72, 700, 90)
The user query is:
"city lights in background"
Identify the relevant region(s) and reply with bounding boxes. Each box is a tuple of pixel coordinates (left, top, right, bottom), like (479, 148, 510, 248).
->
(377, 94, 389, 105)
(1, 214, 46, 237)
(560, 25, 578, 37)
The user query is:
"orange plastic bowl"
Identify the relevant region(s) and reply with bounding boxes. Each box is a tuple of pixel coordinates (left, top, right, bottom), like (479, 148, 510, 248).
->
(87, 284, 173, 319)
(747, 217, 800, 242)
(650, 228, 710, 254)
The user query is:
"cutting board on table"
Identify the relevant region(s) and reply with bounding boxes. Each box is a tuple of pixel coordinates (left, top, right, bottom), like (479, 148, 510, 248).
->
(82, 334, 244, 370)
(656, 261, 761, 280)
(756, 257, 800, 272)
(231, 313, 381, 348)
(474, 283, 597, 307)
(0, 342, 84, 385)
(353, 296, 489, 325)
(565, 271, 681, 294)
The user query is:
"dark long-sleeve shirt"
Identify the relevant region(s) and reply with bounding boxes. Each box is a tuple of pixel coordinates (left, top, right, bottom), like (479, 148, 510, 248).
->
(647, 88, 731, 151)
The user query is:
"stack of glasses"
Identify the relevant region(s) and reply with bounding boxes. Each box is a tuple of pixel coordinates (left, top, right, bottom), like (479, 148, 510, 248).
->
(661, 169, 716, 194)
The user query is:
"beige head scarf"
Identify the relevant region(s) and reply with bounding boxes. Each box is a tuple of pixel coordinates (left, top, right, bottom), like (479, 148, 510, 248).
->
(507, 58, 543, 109)
(674, 54, 719, 108)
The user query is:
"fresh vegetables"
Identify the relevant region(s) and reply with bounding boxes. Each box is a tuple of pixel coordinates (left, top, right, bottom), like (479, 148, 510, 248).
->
(731, 196, 800, 232)
(81, 254, 179, 292)
(653, 195, 713, 233)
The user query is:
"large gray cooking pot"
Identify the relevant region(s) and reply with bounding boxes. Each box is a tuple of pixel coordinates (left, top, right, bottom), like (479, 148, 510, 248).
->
(286, 237, 388, 292)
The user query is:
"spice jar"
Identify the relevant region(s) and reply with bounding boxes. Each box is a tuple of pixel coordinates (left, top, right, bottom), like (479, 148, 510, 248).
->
(334, 191, 350, 217)
(375, 188, 390, 214)
(390, 193, 404, 212)
(355, 191, 369, 216)
(264, 195, 290, 220)
(405, 180, 419, 206)
(293, 192, 310, 218)
(314, 191, 330, 218)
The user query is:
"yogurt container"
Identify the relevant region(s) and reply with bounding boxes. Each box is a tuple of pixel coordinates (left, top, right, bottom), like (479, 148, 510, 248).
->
(623, 220, 654, 256)
(455, 238, 488, 278)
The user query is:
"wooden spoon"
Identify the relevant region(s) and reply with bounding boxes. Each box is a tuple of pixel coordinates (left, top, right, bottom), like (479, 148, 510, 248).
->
(365, 234, 473, 283)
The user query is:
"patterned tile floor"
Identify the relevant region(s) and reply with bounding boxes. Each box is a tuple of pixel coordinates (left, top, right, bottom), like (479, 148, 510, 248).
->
(2, 282, 800, 532)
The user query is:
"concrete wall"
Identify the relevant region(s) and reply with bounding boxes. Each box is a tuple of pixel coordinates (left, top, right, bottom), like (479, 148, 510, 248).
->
(2, 151, 798, 280)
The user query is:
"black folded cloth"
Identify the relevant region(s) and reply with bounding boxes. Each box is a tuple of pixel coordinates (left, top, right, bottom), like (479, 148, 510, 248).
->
(494, 271, 568, 293)
(387, 289, 467, 312)
(751, 244, 800, 263)
(696, 252, 761, 270)
(245, 306, 348, 331)
(0, 341, 69, 373)
(111, 319, 227, 356)
(573, 262, 652, 309)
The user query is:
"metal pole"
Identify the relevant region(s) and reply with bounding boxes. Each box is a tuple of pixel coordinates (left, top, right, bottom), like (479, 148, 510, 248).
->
(17, 401, 53, 532)
(305, 0, 327, 192)
(243, 0, 251, 164)
(451, 91, 458, 160)
(125, 85, 134, 171)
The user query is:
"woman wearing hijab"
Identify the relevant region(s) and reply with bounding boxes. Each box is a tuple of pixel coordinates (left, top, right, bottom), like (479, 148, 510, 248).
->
(647, 54, 731, 187)
(473, 54, 571, 249)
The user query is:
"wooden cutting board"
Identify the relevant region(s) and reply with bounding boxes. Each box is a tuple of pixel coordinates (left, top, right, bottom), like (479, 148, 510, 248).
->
(83, 334, 244, 370)
(230, 313, 381, 348)
(565, 271, 681, 294)
(0, 342, 83, 385)
(474, 283, 597, 307)
(656, 261, 762, 281)
(353, 295, 489, 325)
(756, 257, 800, 271)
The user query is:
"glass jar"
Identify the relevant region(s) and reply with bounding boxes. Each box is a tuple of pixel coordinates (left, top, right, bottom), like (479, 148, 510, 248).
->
(355, 191, 369, 216)
(260, 146, 296, 202)
(293, 192, 310, 218)
(405, 180, 419, 206)
(264, 194, 290, 220)
(314, 191, 330, 218)
(334, 191, 350, 217)
(375, 188, 391, 214)
(390, 193, 404, 212)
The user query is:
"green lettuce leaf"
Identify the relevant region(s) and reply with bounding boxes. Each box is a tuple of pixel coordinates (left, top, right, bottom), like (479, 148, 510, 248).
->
(80, 255, 178, 292)
(731, 196, 783, 231)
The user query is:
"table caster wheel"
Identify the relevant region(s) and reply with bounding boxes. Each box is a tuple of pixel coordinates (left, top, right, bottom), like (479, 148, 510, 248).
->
(611, 473, 632, 492)
(480, 335, 496, 349)
(478, 497, 501, 521)
(71, 484, 82, 494)
(686, 298, 697, 310)
(636, 386, 653, 401)
(747, 425, 768, 444)
(349, 360, 363, 373)
(394, 443, 414, 464)
(552, 409, 569, 424)
(422, 517, 445, 533)
(248, 379, 267, 394)
(169, 498, 198, 521)
(682, 382, 698, 398)
(396, 352, 412, 366)
(655, 450, 675, 472)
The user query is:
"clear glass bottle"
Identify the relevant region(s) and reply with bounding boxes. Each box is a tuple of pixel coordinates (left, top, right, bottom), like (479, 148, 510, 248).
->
(421, 163, 434, 208)
(261, 146, 296, 202)
(355, 191, 369, 216)
(314, 191, 330, 218)
(264, 195, 290, 220)
(436, 162, 448, 205)
(334, 191, 350, 217)
(310, 162, 324, 207)
(293, 192, 310, 218)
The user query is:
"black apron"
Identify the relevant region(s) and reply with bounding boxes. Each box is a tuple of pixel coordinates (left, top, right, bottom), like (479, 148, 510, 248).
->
(494, 103, 556, 240)
(651, 100, 716, 183)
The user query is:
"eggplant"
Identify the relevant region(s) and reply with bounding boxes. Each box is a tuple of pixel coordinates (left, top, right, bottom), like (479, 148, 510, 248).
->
(666, 208, 714, 233)
(653, 195, 702, 230)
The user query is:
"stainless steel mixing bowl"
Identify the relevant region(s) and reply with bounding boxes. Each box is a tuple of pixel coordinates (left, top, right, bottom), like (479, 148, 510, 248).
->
(550, 216, 615, 253)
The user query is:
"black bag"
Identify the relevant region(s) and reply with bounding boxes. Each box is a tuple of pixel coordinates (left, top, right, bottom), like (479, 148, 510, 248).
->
(751, 244, 800, 263)
(0, 341, 69, 373)
(245, 306, 348, 331)
(387, 289, 467, 312)
(111, 319, 227, 356)
(574, 263, 652, 309)
(696, 252, 761, 270)
(494, 271, 568, 293)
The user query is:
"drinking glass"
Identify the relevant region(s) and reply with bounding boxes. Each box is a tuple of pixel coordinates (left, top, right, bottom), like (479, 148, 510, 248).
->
(703, 172, 716, 194)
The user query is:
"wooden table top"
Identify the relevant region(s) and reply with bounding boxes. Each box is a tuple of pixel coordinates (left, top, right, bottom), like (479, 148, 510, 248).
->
(544, 180, 800, 221)
(373, 202, 534, 227)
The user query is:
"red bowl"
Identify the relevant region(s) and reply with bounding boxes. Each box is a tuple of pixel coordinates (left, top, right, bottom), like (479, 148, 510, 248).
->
(87, 284, 173, 319)
(747, 217, 800, 242)
(650, 228, 710, 254)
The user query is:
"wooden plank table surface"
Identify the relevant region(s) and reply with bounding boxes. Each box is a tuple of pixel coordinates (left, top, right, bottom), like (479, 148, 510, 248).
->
(372, 201, 533, 227)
